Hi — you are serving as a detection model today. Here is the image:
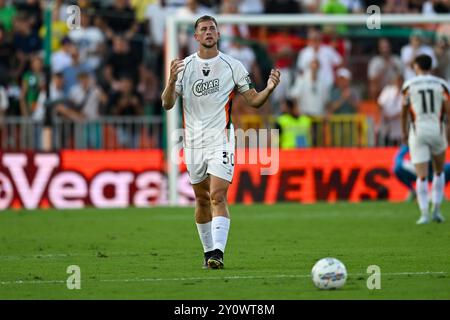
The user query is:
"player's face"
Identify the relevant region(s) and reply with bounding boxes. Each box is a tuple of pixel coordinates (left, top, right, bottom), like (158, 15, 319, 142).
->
(195, 20, 220, 49)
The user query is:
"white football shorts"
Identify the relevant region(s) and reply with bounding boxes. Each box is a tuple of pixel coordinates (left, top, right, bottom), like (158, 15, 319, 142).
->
(184, 137, 236, 184)
(408, 126, 448, 164)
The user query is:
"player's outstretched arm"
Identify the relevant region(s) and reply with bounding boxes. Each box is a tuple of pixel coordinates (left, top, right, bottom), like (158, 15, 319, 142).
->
(241, 69, 281, 109)
(161, 59, 184, 110)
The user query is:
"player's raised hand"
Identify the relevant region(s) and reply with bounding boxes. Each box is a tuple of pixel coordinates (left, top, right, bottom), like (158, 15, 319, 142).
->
(267, 69, 281, 91)
(169, 59, 185, 84)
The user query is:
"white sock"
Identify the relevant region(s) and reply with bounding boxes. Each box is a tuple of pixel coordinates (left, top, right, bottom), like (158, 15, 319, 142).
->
(211, 216, 230, 253)
(196, 222, 214, 253)
(431, 172, 445, 209)
(416, 178, 429, 216)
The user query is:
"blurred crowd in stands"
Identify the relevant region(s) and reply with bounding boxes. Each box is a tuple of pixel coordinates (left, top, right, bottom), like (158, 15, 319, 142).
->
(0, 0, 450, 149)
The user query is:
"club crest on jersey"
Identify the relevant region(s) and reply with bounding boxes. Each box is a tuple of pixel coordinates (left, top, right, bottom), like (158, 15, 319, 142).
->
(202, 64, 211, 76)
(192, 79, 220, 97)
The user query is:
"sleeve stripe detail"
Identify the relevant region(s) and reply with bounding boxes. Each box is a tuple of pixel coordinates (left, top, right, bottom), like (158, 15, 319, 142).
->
(180, 59, 192, 83)
(220, 56, 236, 86)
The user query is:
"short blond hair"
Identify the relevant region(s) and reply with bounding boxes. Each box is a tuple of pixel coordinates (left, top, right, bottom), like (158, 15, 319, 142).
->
(194, 15, 218, 30)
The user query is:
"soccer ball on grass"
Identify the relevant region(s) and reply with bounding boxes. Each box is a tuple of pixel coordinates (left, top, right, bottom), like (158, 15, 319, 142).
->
(311, 257, 347, 290)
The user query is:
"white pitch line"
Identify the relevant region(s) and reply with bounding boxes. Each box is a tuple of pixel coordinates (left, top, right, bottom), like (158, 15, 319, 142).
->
(0, 280, 66, 285)
(0, 272, 446, 286)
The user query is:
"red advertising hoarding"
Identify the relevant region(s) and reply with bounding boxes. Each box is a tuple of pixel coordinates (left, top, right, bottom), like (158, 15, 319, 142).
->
(0, 148, 443, 209)
(228, 148, 407, 204)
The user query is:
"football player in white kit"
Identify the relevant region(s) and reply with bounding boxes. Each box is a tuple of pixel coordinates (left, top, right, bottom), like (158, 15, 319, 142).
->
(161, 16, 280, 268)
(401, 54, 450, 224)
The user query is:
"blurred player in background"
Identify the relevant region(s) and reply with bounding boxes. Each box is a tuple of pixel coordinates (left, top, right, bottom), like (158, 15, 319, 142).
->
(394, 144, 450, 201)
(401, 54, 450, 224)
(161, 15, 280, 268)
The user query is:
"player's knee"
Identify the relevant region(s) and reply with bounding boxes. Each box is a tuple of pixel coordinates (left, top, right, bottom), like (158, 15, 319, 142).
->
(210, 190, 227, 207)
(195, 194, 211, 208)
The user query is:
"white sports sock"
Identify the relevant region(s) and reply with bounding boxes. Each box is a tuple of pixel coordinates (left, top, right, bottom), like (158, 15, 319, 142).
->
(416, 178, 429, 215)
(211, 216, 230, 253)
(431, 172, 445, 209)
(196, 222, 214, 253)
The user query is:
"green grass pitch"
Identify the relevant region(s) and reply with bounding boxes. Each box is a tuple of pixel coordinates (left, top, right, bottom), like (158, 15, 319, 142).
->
(0, 202, 449, 299)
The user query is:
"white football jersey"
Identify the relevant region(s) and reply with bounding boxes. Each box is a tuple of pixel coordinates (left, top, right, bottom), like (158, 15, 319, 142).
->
(402, 74, 450, 134)
(176, 51, 253, 148)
